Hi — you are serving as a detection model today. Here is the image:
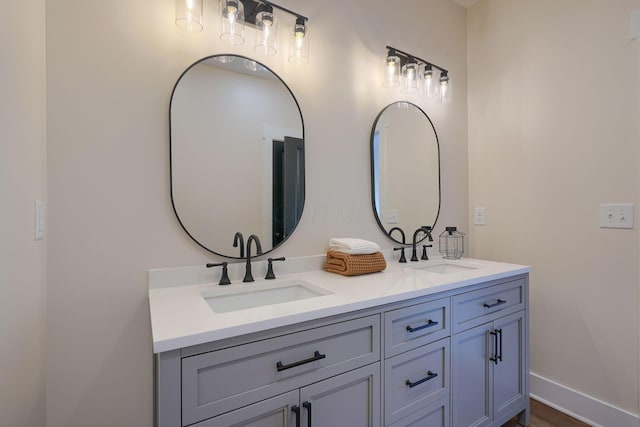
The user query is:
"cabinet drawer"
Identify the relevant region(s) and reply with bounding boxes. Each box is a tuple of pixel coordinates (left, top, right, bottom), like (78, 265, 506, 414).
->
(388, 396, 449, 427)
(452, 278, 525, 333)
(384, 298, 449, 358)
(181, 315, 380, 425)
(191, 390, 299, 427)
(384, 338, 449, 425)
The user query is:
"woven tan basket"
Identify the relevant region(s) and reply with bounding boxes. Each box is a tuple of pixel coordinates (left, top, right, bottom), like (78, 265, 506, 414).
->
(324, 250, 387, 276)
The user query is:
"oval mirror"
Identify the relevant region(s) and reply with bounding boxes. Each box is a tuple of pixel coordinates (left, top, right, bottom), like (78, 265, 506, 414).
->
(370, 101, 440, 244)
(170, 54, 305, 258)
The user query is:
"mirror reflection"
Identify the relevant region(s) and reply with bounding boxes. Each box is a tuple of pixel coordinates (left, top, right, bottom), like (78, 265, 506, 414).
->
(170, 55, 305, 258)
(370, 101, 440, 244)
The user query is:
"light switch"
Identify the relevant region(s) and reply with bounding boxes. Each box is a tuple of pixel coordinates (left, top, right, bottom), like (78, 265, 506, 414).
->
(474, 207, 486, 225)
(599, 203, 634, 229)
(34, 200, 45, 240)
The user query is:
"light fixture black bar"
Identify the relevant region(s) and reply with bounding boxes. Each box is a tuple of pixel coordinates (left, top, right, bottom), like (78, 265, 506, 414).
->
(386, 45, 448, 74)
(261, 0, 308, 21)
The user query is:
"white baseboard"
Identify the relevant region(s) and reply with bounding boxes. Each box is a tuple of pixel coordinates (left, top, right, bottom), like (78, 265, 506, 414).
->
(530, 372, 640, 427)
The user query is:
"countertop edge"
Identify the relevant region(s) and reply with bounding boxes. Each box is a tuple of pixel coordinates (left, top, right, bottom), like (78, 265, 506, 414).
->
(151, 264, 530, 353)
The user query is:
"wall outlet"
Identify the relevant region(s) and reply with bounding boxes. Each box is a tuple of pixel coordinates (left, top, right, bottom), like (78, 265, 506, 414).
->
(599, 203, 634, 229)
(387, 209, 399, 224)
(474, 207, 486, 225)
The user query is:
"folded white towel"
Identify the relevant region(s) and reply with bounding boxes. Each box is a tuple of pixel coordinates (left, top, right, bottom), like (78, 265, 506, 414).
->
(329, 238, 381, 255)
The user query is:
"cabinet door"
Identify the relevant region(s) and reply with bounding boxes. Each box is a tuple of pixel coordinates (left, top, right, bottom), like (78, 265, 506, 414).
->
(493, 311, 526, 421)
(299, 363, 381, 427)
(451, 323, 493, 427)
(388, 396, 449, 427)
(193, 390, 299, 427)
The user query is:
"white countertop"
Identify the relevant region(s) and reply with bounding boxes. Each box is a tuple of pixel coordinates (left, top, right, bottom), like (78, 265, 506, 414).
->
(148, 257, 530, 353)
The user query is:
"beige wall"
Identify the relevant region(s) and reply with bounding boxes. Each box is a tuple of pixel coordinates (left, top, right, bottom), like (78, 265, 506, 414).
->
(0, 0, 47, 425)
(468, 0, 640, 414)
(46, 0, 467, 425)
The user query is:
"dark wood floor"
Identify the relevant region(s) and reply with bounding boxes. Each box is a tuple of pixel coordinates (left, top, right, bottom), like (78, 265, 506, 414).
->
(501, 399, 591, 427)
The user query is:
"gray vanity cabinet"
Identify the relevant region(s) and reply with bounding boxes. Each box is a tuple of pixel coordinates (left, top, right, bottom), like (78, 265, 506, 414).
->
(382, 298, 450, 426)
(451, 279, 528, 427)
(156, 314, 381, 427)
(154, 273, 529, 427)
(193, 363, 380, 427)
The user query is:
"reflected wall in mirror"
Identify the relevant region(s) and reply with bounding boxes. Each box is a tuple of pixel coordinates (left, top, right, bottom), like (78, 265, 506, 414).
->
(170, 54, 305, 258)
(370, 101, 440, 244)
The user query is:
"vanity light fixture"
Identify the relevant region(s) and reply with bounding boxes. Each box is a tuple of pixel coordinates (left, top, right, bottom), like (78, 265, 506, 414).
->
(288, 17, 309, 64)
(383, 46, 452, 104)
(220, 0, 245, 45)
(175, 0, 309, 63)
(175, 0, 204, 32)
(401, 58, 420, 94)
(383, 49, 401, 88)
(254, 4, 277, 54)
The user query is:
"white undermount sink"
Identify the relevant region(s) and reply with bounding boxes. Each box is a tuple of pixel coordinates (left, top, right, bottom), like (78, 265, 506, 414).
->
(405, 259, 483, 274)
(201, 280, 333, 313)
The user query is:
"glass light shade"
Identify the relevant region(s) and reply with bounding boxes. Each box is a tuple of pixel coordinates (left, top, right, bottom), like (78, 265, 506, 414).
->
(288, 19, 310, 64)
(437, 72, 452, 104)
(423, 65, 436, 99)
(254, 8, 278, 55)
(175, 0, 203, 32)
(244, 59, 257, 71)
(220, 0, 245, 46)
(383, 54, 401, 88)
(214, 55, 236, 63)
(401, 61, 420, 94)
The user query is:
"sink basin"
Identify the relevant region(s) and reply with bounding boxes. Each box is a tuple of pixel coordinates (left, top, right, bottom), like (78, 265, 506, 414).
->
(405, 260, 483, 275)
(201, 280, 333, 313)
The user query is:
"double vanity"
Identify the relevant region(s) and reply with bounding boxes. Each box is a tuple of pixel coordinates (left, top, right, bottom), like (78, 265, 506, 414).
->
(160, 52, 529, 426)
(151, 257, 530, 427)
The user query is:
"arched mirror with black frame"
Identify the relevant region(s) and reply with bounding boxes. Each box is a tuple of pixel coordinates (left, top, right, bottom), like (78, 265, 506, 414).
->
(170, 54, 305, 259)
(370, 101, 441, 246)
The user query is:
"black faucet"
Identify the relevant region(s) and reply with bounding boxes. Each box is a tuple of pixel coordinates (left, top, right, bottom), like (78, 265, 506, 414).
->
(233, 232, 245, 258)
(411, 226, 432, 262)
(243, 235, 263, 282)
(206, 262, 231, 285)
(389, 227, 408, 263)
(421, 226, 433, 260)
(265, 257, 286, 280)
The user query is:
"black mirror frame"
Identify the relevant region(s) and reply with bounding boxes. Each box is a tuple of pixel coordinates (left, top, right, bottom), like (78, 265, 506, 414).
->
(169, 54, 306, 259)
(369, 101, 441, 245)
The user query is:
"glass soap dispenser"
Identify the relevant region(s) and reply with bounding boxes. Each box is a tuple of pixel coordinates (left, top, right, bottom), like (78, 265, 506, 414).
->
(439, 227, 465, 259)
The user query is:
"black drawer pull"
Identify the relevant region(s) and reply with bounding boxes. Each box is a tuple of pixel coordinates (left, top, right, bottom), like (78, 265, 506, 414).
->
(405, 371, 438, 388)
(406, 319, 439, 333)
(303, 401, 312, 427)
(292, 405, 301, 427)
(276, 351, 326, 372)
(483, 299, 507, 309)
(490, 330, 499, 364)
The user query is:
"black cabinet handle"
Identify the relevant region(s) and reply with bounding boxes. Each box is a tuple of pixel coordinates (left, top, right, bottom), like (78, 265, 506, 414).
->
(406, 319, 438, 333)
(484, 299, 507, 309)
(292, 405, 300, 427)
(405, 371, 438, 388)
(276, 351, 326, 372)
(489, 330, 499, 364)
(497, 328, 503, 362)
(303, 401, 312, 427)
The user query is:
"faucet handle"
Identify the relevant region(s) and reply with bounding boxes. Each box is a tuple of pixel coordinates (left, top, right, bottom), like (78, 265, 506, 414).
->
(393, 247, 407, 263)
(265, 257, 286, 280)
(421, 244, 432, 261)
(422, 225, 434, 242)
(206, 262, 231, 286)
